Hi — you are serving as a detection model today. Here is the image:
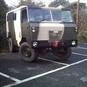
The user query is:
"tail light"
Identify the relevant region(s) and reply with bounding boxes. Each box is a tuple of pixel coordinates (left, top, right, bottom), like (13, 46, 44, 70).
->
(75, 26, 78, 32)
(53, 42, 58, 47)
(62, 42, 64, 46)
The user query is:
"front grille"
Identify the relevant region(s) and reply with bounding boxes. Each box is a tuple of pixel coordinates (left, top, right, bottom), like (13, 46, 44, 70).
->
(49, 30, 62, 42)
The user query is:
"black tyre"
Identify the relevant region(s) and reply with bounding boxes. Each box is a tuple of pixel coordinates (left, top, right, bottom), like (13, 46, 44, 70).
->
(19, 42, 38, 63)
(8, 38, 18, 52)
(53, 47, 71, 61)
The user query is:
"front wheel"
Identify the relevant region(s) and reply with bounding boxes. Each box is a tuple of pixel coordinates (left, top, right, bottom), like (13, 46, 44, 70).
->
(53, 47, 71, 61)
(19, 42, 38, 63)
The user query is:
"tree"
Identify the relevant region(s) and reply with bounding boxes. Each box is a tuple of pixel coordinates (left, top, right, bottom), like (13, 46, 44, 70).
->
(70, 2, 86, 23)
(0, 0, 8, 38)
(0, 0, 8, 52)
(49, 0, 69, 7)
(78, 7, 87, 41)
(0, 0, 8, 27)
(18, 0, 45, 7)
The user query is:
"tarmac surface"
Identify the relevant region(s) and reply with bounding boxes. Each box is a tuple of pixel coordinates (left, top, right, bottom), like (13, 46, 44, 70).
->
(0, 43, 87, 87)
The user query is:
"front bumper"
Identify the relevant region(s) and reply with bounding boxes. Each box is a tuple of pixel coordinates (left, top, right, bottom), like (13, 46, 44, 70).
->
(31, 40, 78, 48)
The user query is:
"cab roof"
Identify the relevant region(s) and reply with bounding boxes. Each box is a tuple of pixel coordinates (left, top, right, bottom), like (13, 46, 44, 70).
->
(28, 5, 70, 10)
(7, 5, 70, 14)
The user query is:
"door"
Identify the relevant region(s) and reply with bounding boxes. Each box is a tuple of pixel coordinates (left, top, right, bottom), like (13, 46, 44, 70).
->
(21, 8, 30, 43)
(14, 10, 22, 46)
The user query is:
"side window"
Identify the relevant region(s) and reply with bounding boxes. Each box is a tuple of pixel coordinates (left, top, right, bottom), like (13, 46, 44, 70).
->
(21, 9, 28, 23)
(7, 13, 12, 21)
(7, 14, 10, 21)
(7, 13, 16, 21)
(14, 13, 16, 20)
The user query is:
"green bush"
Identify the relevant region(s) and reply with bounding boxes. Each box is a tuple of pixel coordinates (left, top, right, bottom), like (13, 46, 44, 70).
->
(0, 26, 9, 53)
(78, 9, 87, 43)
(0, 0, 8, 53)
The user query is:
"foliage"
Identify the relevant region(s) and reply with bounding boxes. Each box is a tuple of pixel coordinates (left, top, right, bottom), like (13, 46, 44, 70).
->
(78, 9, 87, 42)
(0, 0, 8, 38)
(0, 0, 8, 26)
(18, 0, 45, 7)
(0, 0, 8, 53)
(49, 0, 69, 7)
(0, 37, 9, 53)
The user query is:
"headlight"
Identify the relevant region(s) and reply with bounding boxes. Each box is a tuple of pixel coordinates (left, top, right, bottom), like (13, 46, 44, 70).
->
(72, 41, 76, 45)
(32, 26, 36, 32)
(33, 42, 38, 47)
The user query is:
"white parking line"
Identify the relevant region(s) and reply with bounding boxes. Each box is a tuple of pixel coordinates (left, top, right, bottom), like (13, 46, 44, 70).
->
(39, 57, 69, 66)
(0, 72, 21, 82)
(70, 58, 87, 66)
(84, 43, 87, 45)
(77, 46, 87, 49)
(3, 58, 87, 87)
(72, 52, 87, 57)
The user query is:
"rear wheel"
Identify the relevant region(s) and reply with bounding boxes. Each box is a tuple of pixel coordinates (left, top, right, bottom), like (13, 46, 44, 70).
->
(53, 47, 71, 61)
(19, 42, 38, 63)
(8, 38, 18, 52)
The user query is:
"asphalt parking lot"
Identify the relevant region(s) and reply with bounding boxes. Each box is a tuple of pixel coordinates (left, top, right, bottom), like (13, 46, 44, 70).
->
(0, 43, 87, 87)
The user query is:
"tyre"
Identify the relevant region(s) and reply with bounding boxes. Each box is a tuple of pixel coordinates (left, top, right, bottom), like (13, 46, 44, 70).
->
(19, 42, 38, 63)
(8, 38, 18, 52)
(53, 47, 71, 61)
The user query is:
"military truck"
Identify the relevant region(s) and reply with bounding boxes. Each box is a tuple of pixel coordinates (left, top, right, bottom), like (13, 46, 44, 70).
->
(6, 6, 77, 62)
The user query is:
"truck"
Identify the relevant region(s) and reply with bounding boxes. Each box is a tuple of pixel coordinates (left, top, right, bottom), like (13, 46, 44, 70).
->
(6, 5, 77, 62)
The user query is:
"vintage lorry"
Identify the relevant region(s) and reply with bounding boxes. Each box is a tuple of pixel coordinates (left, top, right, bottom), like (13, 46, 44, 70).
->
(6, 5, 77, 62)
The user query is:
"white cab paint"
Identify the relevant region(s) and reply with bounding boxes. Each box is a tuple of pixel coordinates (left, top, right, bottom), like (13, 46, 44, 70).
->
(14, 10, 22, 46)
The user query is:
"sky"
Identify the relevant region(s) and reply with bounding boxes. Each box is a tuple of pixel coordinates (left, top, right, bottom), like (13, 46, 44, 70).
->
(4, 0, 87, 7)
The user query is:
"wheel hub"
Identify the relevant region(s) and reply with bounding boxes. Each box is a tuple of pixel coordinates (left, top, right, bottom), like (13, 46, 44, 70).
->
(23, 48, 31, 57)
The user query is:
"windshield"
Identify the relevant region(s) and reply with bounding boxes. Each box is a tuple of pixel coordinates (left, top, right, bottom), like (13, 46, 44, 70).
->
(51, 10, 73, 22)
(28, 8, 73, 22)
(28, 9, 51, 22)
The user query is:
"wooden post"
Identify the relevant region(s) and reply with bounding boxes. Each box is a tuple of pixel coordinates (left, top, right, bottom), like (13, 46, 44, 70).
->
(76, 0, 80, 30)
(21, 0, 22, 5)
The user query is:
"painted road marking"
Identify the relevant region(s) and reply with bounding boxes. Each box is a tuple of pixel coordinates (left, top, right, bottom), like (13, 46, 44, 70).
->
(0, 72, 21, 82)
(39, 57, 69, 66)
(84, 43, 87, 45)
(3, 58, 87, 87)
(72, 52, 87, 57)
(77, 46, 87, 49)
(70, 58, 87, 66)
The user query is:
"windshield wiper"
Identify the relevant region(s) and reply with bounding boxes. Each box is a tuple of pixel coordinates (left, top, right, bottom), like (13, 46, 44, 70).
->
(40, 19, 47, 22)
